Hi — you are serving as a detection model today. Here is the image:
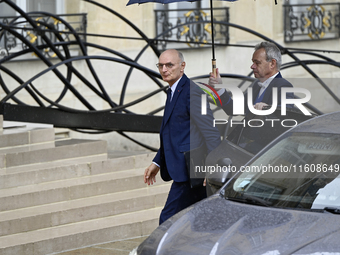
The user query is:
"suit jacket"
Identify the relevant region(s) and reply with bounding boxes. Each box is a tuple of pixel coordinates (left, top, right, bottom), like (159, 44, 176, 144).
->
(154, 74, 221, 182)
(219, 72, 294, 116)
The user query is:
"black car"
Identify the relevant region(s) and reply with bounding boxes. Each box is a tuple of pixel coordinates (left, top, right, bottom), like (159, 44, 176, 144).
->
(132, 111, 340, 255)
(206, 107, 316, 195)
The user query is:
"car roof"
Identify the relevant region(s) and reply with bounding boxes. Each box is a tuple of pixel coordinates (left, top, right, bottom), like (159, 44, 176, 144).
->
(292, 111, 340, 135)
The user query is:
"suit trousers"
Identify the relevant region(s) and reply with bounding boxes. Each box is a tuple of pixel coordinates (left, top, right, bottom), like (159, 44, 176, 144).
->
(159, 181, 207, 225)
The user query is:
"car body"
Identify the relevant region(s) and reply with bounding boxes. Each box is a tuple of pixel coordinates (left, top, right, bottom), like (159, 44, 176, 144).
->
(133, 111, 340, 255)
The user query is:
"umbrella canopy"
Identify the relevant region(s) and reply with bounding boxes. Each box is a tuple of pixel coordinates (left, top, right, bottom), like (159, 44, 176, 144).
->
(127, 0, 238, 76)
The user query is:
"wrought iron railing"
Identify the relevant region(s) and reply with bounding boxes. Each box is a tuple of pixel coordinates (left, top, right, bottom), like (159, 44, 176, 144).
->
(154, 7, 229, 51)
(1, 0, 340, 151)
(0, 13, 87, 60)
(284, 2, 340, 43)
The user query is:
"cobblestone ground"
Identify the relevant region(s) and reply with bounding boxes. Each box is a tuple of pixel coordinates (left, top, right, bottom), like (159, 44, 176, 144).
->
(55, 236, 147, 255)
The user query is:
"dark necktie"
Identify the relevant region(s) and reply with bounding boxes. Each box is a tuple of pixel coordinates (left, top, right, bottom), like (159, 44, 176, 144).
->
(166, 88, 172, 105)
(163, 88, 172, 118)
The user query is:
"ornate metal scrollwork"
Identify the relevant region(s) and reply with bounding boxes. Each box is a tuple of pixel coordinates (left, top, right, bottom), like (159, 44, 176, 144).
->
(0, 18, 16, 54)
(1, 0, 340, 151)
(284, 3, 340, 42)
(156, 10, 173, 50)
(155, 7, 229, 51)
(0, 13, 86, 60)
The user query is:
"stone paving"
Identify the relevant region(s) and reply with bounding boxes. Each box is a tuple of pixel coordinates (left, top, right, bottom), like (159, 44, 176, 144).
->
(54, 236, 147, 255)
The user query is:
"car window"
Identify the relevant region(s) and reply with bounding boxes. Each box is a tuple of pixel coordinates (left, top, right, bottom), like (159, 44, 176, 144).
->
(223, 132, 340, 210)
(226, 108, 314, 155)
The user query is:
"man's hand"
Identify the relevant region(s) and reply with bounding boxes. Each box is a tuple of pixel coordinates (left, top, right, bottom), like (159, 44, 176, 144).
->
(144, 163, 160, 185)
(253, 102, 269, 110)
(208, 68, 222, 87)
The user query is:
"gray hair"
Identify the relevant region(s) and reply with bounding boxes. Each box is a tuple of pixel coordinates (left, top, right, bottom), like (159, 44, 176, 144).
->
(177, 50, 185, 63)
(254, 41, 282, 70)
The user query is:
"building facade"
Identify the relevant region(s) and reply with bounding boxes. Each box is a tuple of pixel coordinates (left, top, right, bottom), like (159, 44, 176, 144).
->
(1, 0, 339, 151)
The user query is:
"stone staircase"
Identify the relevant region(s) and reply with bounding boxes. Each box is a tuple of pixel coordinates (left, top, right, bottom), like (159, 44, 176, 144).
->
(0, 116, 170, 255)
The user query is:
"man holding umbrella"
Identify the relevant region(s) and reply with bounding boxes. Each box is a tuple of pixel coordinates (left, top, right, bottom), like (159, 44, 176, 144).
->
(144, 49, 221, 225)
(209, 41, 294, 114)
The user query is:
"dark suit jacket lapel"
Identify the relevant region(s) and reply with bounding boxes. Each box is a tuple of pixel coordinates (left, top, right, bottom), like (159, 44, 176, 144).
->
(261, 72, 282, 104)
(252, 80, 262, 103)
(162, 75, 187, 128)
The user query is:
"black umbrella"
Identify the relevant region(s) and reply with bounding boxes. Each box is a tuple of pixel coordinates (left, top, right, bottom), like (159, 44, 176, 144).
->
(126, 0, 238, 76)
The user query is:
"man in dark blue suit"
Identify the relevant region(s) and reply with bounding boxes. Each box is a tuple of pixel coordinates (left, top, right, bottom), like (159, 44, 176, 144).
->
(144, 49, 221, 225)
(209, 41, 294, 115)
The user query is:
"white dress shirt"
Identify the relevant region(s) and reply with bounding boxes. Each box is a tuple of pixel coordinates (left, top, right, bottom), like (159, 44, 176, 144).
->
(257, 72, 279, 98)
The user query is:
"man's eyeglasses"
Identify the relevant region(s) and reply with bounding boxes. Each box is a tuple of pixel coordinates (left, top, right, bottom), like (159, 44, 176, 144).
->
(156, 63, 175, 70)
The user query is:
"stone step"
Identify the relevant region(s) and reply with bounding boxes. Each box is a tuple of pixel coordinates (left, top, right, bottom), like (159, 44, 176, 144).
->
(3, 151, 156, 174)
(0, 168, 166, 211)
(0, 152, 155, 188)
(0, 207, 162, 255)
(0, 127, 55, 149)
(0, 155, 106, 188)
(0, 138, 107, 169)
(0, 118, 55, 147)
(0, 116, 163, 254)
(0, 140, 55, 155)
(0, 184, 170, 237)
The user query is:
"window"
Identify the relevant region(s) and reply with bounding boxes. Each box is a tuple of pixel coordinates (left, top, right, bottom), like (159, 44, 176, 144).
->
(0, 2, 16, 17)
(27, 0, 56, 13)
(0, 0, 63, 14)
(0, 0, 62, 50)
